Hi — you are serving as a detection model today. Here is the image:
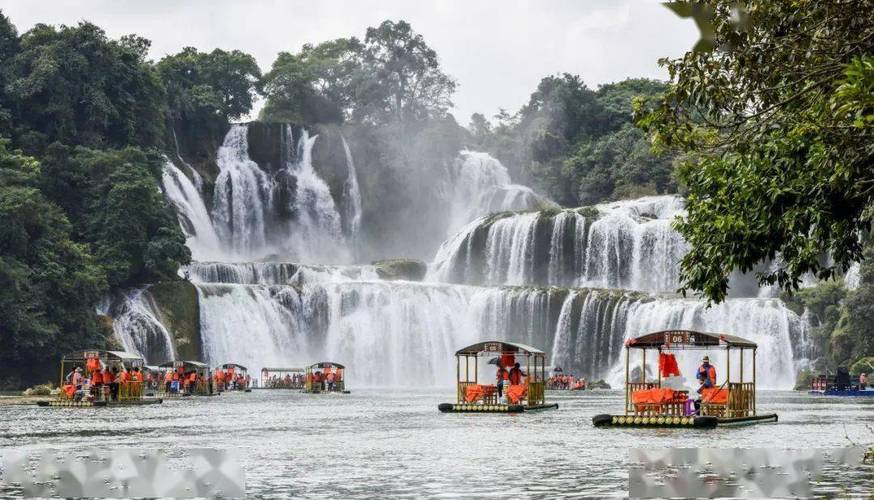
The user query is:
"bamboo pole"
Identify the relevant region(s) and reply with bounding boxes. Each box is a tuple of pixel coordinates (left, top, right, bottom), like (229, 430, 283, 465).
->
(465, 355, 469, 383)
(625, 347, 630, 413)
(474, 355, 478, 384)
(726, 346, 730, 386)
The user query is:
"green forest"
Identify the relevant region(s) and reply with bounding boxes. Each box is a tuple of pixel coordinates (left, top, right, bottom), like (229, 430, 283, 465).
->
(1, 1, 872, 387)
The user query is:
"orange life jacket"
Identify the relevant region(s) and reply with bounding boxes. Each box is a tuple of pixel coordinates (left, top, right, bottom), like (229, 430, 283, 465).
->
(698, 364, 716, 385)
(86, 358, 100, 374)
(102, 370, 113, 384)
(164, 371, 173, 382)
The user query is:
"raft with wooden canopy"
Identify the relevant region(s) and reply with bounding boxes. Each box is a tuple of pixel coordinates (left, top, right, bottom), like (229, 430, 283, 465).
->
(592, 330, 778, 428)
(303, 362, 350, 394)
(439, 341, 558, 413)
(40, 350, 162, 407)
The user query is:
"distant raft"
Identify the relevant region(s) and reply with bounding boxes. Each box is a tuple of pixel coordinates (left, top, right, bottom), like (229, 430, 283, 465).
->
(303, 362, 350, 394)
(592, 330, 777, 429)
(438, 340, 558, 414)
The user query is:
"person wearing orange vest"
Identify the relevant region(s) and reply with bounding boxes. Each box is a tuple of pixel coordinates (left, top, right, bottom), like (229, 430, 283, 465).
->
(188, 372, 197, 394)
(164, 369, 173, 393)
(508, 362, 525, 385)
(696, 356, 716, 391)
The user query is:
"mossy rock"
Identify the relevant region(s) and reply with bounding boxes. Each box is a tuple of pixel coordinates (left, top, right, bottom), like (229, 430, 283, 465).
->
(575, 206, 601, 219)
(794, 368, 815, 390)
(372, 259, 428, 281)
(589, 379, 611, 390)
(23, 383, 54, 396)
(147, 281, 201, 360)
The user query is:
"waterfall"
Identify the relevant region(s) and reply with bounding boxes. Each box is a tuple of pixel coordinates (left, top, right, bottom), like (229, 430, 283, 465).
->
(430, 196, 690, 293)
(444, 151, 556, 235)
(213, 124, 272, 258)
(160, 270, 807, 388)
(161, 159, 222, 261)
(279, 126, 349, 263)
(341, 136, 363, 238)
(109, 288, 176, 365)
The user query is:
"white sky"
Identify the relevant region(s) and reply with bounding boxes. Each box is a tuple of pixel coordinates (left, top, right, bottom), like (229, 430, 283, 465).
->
(0, 0, 698, 125)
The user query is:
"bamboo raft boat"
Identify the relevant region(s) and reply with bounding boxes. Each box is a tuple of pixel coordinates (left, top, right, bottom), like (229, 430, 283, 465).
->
(592, 330, 778, 428)
(439, 341, 558, 413)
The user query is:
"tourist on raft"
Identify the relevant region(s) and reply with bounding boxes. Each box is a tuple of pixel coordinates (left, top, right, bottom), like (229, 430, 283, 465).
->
(860, 372, 868, 390)
(509, 362, 526, 385)
(694, 355, 717, 414)
(496, 364, 509, 397)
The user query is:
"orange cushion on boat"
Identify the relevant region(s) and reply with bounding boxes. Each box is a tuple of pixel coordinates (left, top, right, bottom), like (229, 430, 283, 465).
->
(506, 384, 527, 404)
(63, 384, 76, 399)
(701, 387, 728, 404)
(464, 384, 496, 402)
(631, 388, 681, 404)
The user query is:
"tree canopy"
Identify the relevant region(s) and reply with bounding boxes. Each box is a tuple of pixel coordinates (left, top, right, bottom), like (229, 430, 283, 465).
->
(637, 0, 874, 302)
(3, 21, 165, 153)
(157, 46, 261, 141)
(260, 20, 456, 125)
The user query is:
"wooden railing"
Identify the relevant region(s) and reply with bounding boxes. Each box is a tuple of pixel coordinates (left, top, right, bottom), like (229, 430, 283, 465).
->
(119, 381, 142, 400)
(457, 382, 476, 403)
(625, 382, 659, 414)
(527, 381, 544, 405)
(727, 382, 754, 417)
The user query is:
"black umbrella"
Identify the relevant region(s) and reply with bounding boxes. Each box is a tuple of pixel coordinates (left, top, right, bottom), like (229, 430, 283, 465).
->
(553, 366, 563, 373)
(488, 358, 500, 365)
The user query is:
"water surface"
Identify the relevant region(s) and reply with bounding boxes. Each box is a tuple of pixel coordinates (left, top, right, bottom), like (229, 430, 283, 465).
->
(1, 390, 872, 497)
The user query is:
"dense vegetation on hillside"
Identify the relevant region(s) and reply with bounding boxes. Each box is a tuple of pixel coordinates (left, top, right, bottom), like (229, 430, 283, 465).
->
(467, 76, 676, 206)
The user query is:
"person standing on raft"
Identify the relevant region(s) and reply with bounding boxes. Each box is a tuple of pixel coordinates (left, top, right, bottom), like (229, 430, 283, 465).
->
(696, 356, 716, 392)
(509, 362, 526, 385)
(496, 364, 509, 397)
(694, 355, 716, 414)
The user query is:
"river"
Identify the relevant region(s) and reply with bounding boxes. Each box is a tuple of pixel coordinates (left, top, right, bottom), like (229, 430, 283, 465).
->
(2, 390, 872, 497)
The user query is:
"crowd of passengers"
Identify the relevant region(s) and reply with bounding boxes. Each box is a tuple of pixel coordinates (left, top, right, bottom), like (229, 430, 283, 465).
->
(266, 373, 304, 388)
(308, 369, 343, 391)
(212, 368, 250, 391)
(63, 361, 145, 402)
(547, 375, 587, 390)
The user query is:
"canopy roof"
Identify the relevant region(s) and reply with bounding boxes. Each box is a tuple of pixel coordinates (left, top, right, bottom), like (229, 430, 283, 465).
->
(455, 341, 545, 356)
(219, 363, 247, 371)
(625, 330, 758, 349)
(62, 350, 144, 365)
(261, 367, 305, 373)
(159, 360, 210, 370)
(307, 362, 345, 369)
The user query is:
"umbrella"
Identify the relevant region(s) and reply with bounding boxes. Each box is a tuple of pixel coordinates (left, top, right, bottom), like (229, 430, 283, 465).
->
(553, 366, 563, 373)
(488, 358, 500, 365)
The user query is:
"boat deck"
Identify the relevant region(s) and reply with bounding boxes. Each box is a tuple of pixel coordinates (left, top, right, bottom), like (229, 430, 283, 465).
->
(809, 389, 874, 397)
(439, 403, 558, 413)
(592, 413, 778, 428)
(38, 398, 163, 408)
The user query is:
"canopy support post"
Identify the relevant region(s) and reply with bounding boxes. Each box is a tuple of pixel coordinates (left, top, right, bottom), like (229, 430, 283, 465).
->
(752, 348, 757, 415)
(625, 347, 630, 413)
(641, 349, 646, 383)
(726, 346, 731, 385)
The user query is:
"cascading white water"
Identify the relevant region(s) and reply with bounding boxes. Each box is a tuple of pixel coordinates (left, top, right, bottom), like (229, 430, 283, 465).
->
(213, 124, 273, 258)
(341, 136, 363, 238)
(181, 269, 807, 388)
(444, 151, 555, 236)
(430, 196, 690, 293)
(110, 288, 176, 365)
(125, 117, 815, 390)
(161, 160, 223, 261)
